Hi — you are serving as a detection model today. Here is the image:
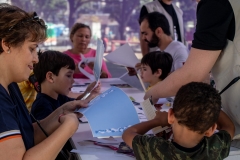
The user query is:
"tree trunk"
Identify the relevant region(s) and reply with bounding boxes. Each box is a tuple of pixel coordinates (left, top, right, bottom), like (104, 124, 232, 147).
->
(68, 0, 75, 29)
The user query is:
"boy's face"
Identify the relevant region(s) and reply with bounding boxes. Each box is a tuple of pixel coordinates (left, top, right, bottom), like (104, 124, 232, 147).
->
(140, 64, 159, 84)
(53, 67, 74, 96)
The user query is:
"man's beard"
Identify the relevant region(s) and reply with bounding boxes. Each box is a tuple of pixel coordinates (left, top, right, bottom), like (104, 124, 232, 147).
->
(145, 33, 159, 48)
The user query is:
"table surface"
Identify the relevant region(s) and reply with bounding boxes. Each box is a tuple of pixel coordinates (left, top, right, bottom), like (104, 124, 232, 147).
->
(71, 78, 240, 160)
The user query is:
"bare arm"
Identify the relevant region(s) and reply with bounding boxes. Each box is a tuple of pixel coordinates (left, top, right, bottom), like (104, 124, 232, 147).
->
(0, 113, 79, 160)
(144, 48, 221, 102)
(123, 111, 169, 148)
(33, 100, 86, 144)
(217, 110, 235, 139)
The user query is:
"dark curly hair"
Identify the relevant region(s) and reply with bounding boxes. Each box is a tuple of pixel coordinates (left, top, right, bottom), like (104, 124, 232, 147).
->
(173, 82, 221, 134)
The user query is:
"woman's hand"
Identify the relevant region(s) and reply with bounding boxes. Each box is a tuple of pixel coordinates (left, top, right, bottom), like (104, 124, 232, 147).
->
(87, 62, 94, 70)
(61, 100, 88, 118)
(100, 71, 108, 78)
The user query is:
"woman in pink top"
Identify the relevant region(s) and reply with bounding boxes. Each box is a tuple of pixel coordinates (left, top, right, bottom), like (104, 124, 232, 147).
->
(64, 23, 111, 79)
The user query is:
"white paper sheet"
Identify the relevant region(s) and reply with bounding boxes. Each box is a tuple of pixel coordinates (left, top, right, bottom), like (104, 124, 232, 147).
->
(104, 43, 140, 68)
(141, 99, 169, 134)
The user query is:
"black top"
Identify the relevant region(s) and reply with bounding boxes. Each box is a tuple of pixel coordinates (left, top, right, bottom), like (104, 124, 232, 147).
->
(192, 0, 235, 50)
(139, 0, 182, 42)
(0, 83, 34, 150)
(31, 93, 74, 122)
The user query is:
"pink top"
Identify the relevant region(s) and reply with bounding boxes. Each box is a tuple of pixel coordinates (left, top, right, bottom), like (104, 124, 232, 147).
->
(64, 49, 112, 79)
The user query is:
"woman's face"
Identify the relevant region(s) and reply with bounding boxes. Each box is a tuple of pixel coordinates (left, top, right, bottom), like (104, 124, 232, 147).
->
(9, 40, 39, 82)
(71, 27, 91, 53)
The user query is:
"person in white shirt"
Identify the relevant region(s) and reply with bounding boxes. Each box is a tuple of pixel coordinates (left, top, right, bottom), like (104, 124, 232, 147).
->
(139, 12, 188, 72)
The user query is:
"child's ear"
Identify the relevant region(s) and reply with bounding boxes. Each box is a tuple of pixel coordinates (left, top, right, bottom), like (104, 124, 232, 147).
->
(204, 123, 217, 137)
(168, 108, 175, 124)
(154, 69, 162, 77)
(46, 71, 54, 83)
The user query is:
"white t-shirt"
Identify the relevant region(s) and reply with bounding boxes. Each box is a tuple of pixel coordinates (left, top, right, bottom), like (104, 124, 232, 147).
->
(162, 41, 189, 72)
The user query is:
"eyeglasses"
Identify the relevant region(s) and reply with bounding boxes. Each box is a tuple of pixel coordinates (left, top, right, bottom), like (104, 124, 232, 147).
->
(9, 12, 46, 31)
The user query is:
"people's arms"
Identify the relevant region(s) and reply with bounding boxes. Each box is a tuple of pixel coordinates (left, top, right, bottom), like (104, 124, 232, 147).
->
(217, 110, 235, 139)
(0, 111, 80, 160)
(144, 48, 221, 102)
(76, 81, 101, 100)
(33, 100, 87, 144)
(123, 111, 169, 148)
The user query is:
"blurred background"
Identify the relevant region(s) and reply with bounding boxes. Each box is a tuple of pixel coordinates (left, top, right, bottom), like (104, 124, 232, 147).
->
(1, 0, 197, 52)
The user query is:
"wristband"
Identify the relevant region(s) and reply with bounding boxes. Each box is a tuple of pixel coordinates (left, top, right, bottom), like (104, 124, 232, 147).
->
(58, 113, 65, 123)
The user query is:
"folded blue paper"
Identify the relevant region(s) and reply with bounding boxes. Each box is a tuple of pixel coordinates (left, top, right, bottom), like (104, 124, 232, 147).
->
(77, 86, 140, 138)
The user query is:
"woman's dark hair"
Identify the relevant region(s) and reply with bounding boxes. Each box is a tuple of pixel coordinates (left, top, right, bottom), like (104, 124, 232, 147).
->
(69, 23, 91, 42)
(0, 3, 47, 54)
(34, 50, 75, 85)
(141, 51, 173, 80)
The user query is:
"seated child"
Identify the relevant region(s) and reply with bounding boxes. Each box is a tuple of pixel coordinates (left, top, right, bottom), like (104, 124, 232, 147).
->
(140, 51, 173, 90)
(123, 82, 235, 160)
(31, 50, 100, 122)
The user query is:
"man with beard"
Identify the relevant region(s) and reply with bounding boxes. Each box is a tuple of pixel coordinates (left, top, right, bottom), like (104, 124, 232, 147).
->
(139, 0, 185, 56)
(140, 12, 188, 72)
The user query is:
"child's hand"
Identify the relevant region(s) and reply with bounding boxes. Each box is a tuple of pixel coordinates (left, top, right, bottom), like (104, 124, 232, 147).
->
(126, 67, 137, 76)
(85, 81, 97, 93)
(91, 82, 101, 95)
(85, 82, 101, 102)
(153, 110, 169, 127)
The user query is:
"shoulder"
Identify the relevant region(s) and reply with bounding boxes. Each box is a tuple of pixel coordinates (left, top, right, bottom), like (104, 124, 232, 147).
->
(86, 48, 96, 56)
(172, 3, 183, 14)
(132, 135, 171, 159)
(205, 130, 231, 151)
(202, 130, 231, 158)
(192, 0, 234, 50)
(207, 130, 231, 144)
(58, 94, 74, 105)
(32, 93, 51, 110)
(166, 41, 189, 55)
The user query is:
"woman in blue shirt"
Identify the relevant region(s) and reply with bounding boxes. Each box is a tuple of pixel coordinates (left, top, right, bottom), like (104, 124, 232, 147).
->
(0, 3, 87, 160)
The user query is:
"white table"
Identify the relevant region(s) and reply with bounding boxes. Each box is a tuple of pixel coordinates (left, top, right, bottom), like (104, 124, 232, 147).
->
(71, 78, 144, 160)
(71, 78, 240, 160)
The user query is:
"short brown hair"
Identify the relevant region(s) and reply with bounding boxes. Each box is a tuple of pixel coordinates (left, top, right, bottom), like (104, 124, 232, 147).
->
(0, 3, 47, 53)
(173, 82, 221, 134)
(69, 23, 91, 42)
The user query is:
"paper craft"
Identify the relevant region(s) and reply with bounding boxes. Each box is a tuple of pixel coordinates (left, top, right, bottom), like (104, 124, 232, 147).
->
(141, 98, 170, 134)
(78, 38, 105, 82)
(76, 86, 140, 138)
(104, 43, 140, 68)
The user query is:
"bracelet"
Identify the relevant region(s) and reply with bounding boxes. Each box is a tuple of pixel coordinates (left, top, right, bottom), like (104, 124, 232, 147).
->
(58, 113, 65, 123)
